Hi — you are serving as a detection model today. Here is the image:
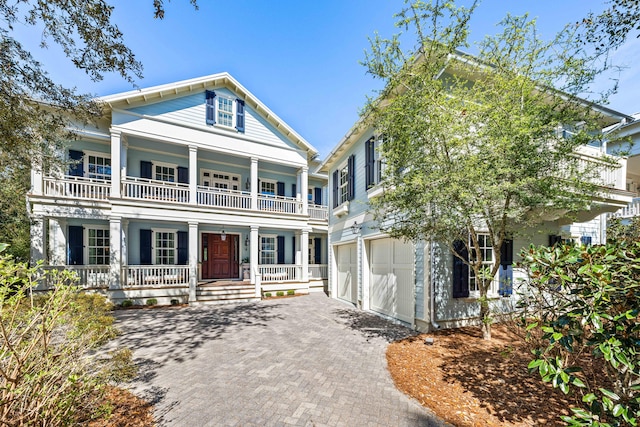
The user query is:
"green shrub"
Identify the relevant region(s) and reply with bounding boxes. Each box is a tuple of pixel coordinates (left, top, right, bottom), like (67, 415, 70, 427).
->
(520, 242, 640, 426)
(287, 290, 295, 296)
(276, 291, 284, 297)
(145, 298, 158, 306)
(121, 299, 133, 307)
(0, 244, 134, 425)
(264, 292, 272, 297)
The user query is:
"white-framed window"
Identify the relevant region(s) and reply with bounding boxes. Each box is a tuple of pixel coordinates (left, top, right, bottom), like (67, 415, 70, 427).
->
(217, 96, 234, 128)
(260, 235, 277, 264)
(154, 162, 176, 183)
(261, 179, 276, 196)
(86, 227, 110, 265)
(338, 164, 349, 204)
(200, 170, 240, 191)
(154, 229, 176, 265)
(308, 188, 314, 202)
(469, 233, 494, 294)
(85, 152, 111, 181)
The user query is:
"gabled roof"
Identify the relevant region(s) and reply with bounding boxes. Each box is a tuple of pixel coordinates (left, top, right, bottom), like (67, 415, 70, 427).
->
(320, 49, 634, 172)
(99, 72, 318, 157)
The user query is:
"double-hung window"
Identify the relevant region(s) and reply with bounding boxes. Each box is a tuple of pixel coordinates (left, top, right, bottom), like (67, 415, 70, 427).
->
(155, 163, 176, 183)
(155, 231, 176, 265)
(217, 96, 234, 127)
(87, 228, 110, 265)
(261, 180, 276, 196)
(332, 154, 355, 209)
(204, 90, 245, 132)
(338, 166, 349, 204)
(468, 234, 493, 294)
(87, 154, 111, 181)
(260, 235, 276, 264)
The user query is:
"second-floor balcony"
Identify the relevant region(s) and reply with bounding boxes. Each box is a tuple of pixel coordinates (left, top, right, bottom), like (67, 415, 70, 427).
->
(609, 197, 640, 219)
(39, 175, 328, 221)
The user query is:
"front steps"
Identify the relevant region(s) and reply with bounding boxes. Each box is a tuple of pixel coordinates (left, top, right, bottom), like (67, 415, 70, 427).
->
(193, 280, 259, 305)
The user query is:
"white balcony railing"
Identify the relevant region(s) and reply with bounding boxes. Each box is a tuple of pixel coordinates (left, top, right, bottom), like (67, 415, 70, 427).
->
(257, 194, 301, 214)
(122, 265, 189, 288)
(43, 176, 111, 200)
(308, 264, 328, 280)
(40, 265, 110, 288)
(308, 204, 329, 221)
(122, 177, 190, 203)
(197, 185, 251, 209)
(572, 145, 626, 190)
(258, 264, 301, 282)
(610, 198, 640, 219)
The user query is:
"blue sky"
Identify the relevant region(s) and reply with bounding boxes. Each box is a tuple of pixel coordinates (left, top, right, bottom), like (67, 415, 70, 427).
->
(17, 0, 640, 158)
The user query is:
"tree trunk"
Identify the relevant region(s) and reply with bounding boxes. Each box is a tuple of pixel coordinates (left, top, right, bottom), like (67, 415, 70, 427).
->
(480, 294, 492, 340)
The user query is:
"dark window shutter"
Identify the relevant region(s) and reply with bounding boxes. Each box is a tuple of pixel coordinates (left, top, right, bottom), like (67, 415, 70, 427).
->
(347, 155, 356, 201)
(332, 170, 339, 208)
(205, 90, 216, 125)
(291, 184, 297, 198)
(549, 235, 563, 247)
(365, 138, 375, 189)
(580, 236, 592, 246)
(235, 99, 245, 132)
(68, 150, 84, 177)
(177, 231, 188, 265)
(277, 182, 285, 197)
(314, 237, 322, 264)
(452, 240, 469, 298)
(140, 161, 152, 179)
(500, 239, 513, 267)
(291, 236, 296, 263)
(177, 166, 189, 184)
(140, 229, 152, 265)
(68, 225, 84, 265)
(277, 236, 285, 264)
(314, 187, 322, 205)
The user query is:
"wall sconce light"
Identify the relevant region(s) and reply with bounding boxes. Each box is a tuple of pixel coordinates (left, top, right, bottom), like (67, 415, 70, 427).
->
(220, 229, 226, 241)
(351, 221, 362, 235)
(244, 235, 250, 248)
(245, 177, 250, 190)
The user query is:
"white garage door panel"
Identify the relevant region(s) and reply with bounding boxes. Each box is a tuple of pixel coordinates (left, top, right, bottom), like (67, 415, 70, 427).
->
(337, 244, 357, 304)
(370, 238, 414, 324)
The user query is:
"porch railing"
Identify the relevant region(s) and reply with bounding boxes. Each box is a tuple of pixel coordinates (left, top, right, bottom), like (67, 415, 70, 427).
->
(257, 194, 301, 214)
(197, 186, 251, 209)
(40, 265, 110, 288)
(122, 177, 190, 203)
(258, 264, 301, 282)
(308, 204, 328, 221)
(610, 197, 640, 219)
(308, 264, 328, 280)
(43, 176, 111, 200)
(122, 265, 189, 288)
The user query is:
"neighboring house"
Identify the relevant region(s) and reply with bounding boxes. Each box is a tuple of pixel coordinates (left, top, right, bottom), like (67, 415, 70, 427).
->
(319, 93, 632, 332)
(28, 73, 328, 305)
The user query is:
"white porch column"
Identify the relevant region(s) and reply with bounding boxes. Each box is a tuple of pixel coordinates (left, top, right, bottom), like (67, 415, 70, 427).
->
(121, 137, 128, 182)
(250, 225, 259, 285)
(296, 171, 302, 201)
(30, 215, 46, 265)
(109, 216, 122, 289)
(31, 157, 43, 196)
(188, 221, 198, 303)
(48, 219, 67, 266)
(300, 166, 309, 215)
(110, 130, 122, 198)
(301, 229, 309, 282)
(250, 158, 258, 210)
(189, 145, 198, 204)
(121, 219, 129, 266)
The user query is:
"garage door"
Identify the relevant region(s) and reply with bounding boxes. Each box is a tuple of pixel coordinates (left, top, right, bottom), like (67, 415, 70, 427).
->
(337, 243, 358, 304)
(370, 238, 414, 324)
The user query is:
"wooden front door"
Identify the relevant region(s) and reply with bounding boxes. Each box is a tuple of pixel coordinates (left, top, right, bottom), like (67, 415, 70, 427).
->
(202, 233, 239, 279)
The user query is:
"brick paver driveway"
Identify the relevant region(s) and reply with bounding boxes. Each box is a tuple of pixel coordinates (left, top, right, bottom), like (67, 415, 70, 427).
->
(112, 292, 448, 426)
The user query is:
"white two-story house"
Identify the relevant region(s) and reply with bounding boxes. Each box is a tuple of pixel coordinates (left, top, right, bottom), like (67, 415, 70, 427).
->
(28, 73, 328, 305)
(319, 71, 633, 331)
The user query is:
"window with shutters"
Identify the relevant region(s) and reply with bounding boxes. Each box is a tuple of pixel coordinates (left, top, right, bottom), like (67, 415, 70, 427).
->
(468, 234, 494, 294)
(205, 91, 245, 132)
(217, 96, 234, 127)
(260, 235, 276, 264)
(154, 230, 176, 265)
(87, 227, 110, 265)
(85, 152, 111, 181)
(154, 162, 176, 183)
(261, 180, 276, 195)
(338, 164, 349, 204)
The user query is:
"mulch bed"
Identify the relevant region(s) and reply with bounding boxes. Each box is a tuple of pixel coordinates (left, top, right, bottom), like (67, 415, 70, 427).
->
(86, 386, 154, 427)
(386, 324, 582, 426)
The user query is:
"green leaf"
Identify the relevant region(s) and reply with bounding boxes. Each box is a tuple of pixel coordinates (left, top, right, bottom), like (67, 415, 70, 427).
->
(572, 377, 586, 388)
(599, 388, 620, 401)
(612, 404, 625, 417)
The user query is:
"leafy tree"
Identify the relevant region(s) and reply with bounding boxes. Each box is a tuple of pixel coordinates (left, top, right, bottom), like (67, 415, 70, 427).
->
(363, 0, 621, 339)
(521, 242, 640, 426)
(607, 216, 640, 245)
(582, 0, 640, 54)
